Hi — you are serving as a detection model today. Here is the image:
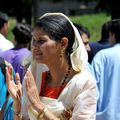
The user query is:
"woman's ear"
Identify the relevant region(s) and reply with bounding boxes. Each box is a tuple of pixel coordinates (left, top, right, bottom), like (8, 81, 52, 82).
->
(60, 37, 68, 49)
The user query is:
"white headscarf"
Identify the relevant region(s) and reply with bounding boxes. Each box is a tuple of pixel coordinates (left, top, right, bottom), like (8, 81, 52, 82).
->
(39, 13, 88, 72)
(30, 12, 88, 80)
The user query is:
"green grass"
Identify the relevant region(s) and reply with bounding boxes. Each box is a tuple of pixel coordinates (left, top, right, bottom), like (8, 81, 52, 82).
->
(7, 13, 110, 43)
(70, 13, 110, 42)
(7, 18, 17, 44)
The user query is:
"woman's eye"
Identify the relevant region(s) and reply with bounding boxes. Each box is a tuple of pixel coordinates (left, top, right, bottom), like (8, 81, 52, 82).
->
(32, 39, 45, 44)
(38, 40, 45, 44)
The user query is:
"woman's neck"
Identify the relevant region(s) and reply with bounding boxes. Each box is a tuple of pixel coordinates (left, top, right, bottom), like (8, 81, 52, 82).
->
(47, 61, 69, 83)
(46, 62, 76, 87)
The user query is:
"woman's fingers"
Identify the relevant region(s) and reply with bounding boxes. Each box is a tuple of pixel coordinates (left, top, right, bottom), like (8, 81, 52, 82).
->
(16, 89, 22, 101)
(25, 70, 40, 107)
(25, 70, 35, 89)
(6, 64, 12, 87)
(16, 73, 22, 97)
(28, 70, 34, 80)
(25, 70, 30, 90)
(6, 67, 10, 86)
(6, 64, 13, 81)
(16, 73, 21, 85)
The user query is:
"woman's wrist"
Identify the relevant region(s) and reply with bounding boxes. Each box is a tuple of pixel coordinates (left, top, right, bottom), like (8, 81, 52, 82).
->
(13, 101, 22, 113)
(14, 111, 22, 118)
(37, 107, 48, 120)
(33, 101, 45, 113)
(29, 105, 59, 120)
(13, 101, 22, 119)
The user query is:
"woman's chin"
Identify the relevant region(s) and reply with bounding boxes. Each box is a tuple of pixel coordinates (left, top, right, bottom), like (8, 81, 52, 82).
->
(34, 57, 43, 63)
(34, 57, 42, 62)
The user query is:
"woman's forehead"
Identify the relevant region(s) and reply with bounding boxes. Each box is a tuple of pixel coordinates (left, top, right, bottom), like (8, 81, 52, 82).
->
(34, 27, 49, 34)
(32, 29, 51, 41)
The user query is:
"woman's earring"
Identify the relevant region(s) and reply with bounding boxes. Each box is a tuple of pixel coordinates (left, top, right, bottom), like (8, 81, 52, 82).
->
(60, 54, 62, 58)
(60, 49, 64, 58)
(60, 52, 63, 58)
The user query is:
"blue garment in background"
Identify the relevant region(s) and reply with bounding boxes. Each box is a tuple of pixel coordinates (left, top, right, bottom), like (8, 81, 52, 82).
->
(89, 39, 111, 63)
(0, 68, 13, 120)
(91, 44, 120, 120)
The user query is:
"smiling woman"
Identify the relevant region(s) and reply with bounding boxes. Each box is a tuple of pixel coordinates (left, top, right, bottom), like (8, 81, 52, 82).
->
(6, 12, 97, 120)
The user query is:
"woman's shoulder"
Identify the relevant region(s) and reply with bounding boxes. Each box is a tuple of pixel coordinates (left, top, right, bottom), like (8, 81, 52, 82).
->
(74, 69, 95, 82)
(70, 69, 96, 90)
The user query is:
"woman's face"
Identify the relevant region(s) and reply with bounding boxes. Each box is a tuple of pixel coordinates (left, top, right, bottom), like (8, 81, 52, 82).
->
(32, 28, 61, 64)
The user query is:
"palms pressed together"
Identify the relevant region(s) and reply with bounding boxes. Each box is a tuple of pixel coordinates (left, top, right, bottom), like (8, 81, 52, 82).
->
(6, 64, 43, 111)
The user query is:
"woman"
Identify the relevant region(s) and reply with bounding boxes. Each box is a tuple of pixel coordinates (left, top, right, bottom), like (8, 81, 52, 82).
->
(6, 13, 97, 120)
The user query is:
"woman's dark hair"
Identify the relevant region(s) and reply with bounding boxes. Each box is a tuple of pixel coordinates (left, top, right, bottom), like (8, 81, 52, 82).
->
(35, 15, 75, 65)
(12, 23, 32, 44)
(108, 19, 120, 43)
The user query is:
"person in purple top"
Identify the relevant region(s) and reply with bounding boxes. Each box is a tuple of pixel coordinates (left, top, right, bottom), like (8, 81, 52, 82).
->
(0, 23, 32, 83)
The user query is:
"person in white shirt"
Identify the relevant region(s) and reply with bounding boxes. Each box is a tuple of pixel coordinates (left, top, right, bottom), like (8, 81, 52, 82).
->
(0, 11, 14, 52)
